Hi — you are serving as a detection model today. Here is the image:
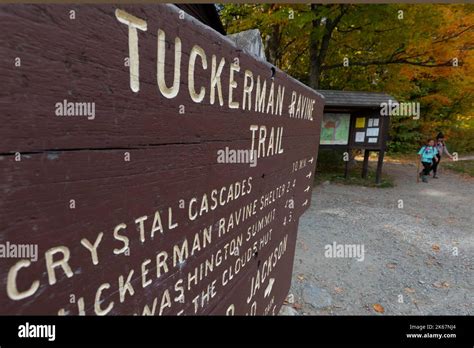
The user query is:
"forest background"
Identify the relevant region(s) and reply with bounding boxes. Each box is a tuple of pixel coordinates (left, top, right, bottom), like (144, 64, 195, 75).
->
(219, 4, 473, 154)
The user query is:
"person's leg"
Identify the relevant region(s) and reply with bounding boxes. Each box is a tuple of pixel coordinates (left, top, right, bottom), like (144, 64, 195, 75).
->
(431, 157, 437, 175)
(422, 162, 431, 182)
(433, 155, 441, 178)
(422, 162, 431, 175)
(419, 160, 426, 176)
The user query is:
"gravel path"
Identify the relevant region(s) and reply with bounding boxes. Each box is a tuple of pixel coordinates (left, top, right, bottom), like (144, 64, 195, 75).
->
(285, 162, 473, 315)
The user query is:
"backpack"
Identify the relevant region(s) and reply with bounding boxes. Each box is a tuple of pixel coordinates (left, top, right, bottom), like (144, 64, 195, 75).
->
(421, 146, 434, 154)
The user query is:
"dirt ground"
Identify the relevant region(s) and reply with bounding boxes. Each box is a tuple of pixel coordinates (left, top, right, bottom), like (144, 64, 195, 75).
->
(284, 162, 473, 315)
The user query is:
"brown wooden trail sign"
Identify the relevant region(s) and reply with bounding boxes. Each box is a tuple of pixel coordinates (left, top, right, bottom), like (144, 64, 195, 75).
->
(0, 4, 324, 315)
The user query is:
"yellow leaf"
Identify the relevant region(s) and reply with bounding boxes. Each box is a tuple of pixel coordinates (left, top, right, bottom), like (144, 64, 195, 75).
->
(373, 304, 385, 313)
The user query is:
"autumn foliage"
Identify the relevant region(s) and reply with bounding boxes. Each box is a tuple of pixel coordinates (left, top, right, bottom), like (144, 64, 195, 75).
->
(220, 4, 473, 153)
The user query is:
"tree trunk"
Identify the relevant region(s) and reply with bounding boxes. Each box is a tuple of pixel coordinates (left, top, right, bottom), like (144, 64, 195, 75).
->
(309, 4, 321, 89)
(266, 24, 280, 66)
(309, 5, 347, 90)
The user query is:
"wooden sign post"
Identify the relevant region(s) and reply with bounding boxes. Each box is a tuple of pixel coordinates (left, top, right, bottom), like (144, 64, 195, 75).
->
(0, 4, 324, 315)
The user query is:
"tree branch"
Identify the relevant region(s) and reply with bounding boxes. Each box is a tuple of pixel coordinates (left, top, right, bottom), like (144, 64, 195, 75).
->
(432, 25, 474, 44)
(336, 25, 363, 33)
(322, 58, 457, 70)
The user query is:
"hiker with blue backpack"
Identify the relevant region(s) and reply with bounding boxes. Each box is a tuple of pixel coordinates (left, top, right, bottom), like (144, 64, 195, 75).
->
(417, 139, 438, 183)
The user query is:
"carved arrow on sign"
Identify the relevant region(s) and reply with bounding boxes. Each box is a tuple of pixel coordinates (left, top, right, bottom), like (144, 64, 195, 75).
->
(306, 172, 312, 179)
(264, 278, 275, 298)
(308, 157, 314, 164)
(302, 199, 308, 207)
(304, 186, 310, 192)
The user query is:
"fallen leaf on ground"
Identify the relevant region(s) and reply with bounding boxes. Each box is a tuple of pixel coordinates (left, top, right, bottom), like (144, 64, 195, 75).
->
(373, 304, 385, 313)
(297, 274, 305, 281)
(386, 263, 397, 269)
(433, 281, 450, 288)
(404, 287, 415, 293)
(293, 303, 302, 310)
(334, 287, 344, 294)
(432, 244, 440, 252)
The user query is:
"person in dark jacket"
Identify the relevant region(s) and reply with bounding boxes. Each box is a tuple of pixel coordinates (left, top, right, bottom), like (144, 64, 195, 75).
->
(431, 132, 453, 178)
